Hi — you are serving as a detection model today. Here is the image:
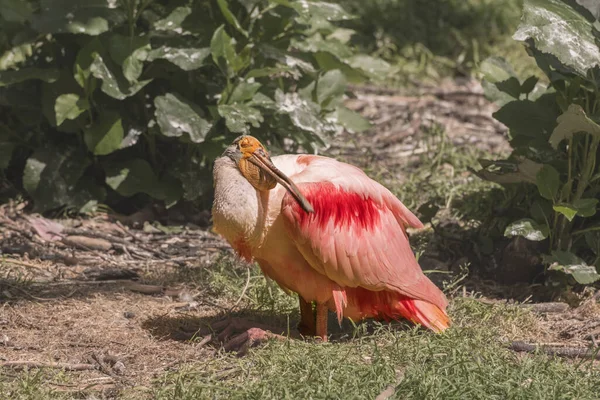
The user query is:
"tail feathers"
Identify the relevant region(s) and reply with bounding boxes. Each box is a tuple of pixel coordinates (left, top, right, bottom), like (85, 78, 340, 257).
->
(397, 298, 450, 333)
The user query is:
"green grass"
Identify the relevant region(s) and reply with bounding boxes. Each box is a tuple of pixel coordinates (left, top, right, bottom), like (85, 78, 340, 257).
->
(135, 266, 600, 400)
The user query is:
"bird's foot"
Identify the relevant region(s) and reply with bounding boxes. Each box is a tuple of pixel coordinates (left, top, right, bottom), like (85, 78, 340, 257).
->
(209, 317, 288, 356)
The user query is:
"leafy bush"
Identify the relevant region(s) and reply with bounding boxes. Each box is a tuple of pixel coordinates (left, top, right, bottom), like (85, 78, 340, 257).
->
(0, 0, 379, 213)
(334, 0, 523, 77)
(477, 0, 600, 284)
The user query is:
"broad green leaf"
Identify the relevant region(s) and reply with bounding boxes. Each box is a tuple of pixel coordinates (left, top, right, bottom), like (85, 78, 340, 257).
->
(217, 0, 248, 37)
(89, 53, 151, 100)
(335, 106, 371, 133)
(0, 0, 32, 22)
(154, 93, 212, 143)
(475, 158, 543, 184)
(147, 47, 211, 71)
(228, 81, 262, 104)
(0, 43, 33, 70)
(293, 34, 353, 60)
(535, 164, 560, 200)
(493, 98, 558, 138)
(218, 104, 263, 134)
(546, 250, 600, 284)
(345, 55, 390, 80)
(105, 158, 178, 201)
(275, 0, 354, 22)
(504, 218, 549, 241)
(84, 112, 124, 155)
(480, 56, 517, 83)
(108, 34, 150, 83)
(211, 25, 241, 77)
(513, 0, 600, 77)
(275, 89, 336, 137)
(258, 45, 315, 74)
(552, 204, 578, 221)
(0, 68, 60, 87)
(585, 231, 600, 255)
(31, 0, 125, 36)
(576, 0, 600, 19)
(22, 147, 91, 212)
(573, 198, 598, 217)
(549, 104, 600, 149)
(54, 93, 88, 126)
(495, 77, 522, 99)
(317, 69, 346, 108)
(521, 76, 539, 95)
(0, 142, 16, 169)
(154, 6, 192, 32)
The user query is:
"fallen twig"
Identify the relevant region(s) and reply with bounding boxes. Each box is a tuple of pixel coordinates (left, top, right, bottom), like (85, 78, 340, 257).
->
(518, 302, 570, 314)
(0, 361, 97, 371)
(509, 341, 600, 360)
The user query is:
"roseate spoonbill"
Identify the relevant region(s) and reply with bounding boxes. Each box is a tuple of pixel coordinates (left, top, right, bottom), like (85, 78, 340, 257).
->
(211, 135, 450, 350)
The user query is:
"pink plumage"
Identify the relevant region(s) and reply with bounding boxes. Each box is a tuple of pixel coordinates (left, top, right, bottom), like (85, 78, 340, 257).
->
(212, 151, 450, 338)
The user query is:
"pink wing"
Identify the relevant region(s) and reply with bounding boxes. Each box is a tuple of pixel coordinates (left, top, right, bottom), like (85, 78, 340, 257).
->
(280, 156, 448, 326)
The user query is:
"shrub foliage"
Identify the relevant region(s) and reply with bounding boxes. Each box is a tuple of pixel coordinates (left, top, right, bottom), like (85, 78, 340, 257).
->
(0, 0, 379, 212)
(478, 0, 600, 284)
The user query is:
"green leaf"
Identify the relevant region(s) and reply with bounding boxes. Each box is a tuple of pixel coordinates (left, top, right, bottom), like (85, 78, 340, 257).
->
(495, 77, 522, 99)
(317, 69, 346, 108)
(521, 76, 539, 95)
(275, 89, 336, 139)
(147, 47, 211, 71)
(293, 34, 353, 60)
(480, 56, 517, 83)
(218, 104, 263, 134)
(89, 53, 151, 100)
(576, 0, 600, 19)
(504, 218, 549, 241)
(217, 0, 248, 37)
(0, 68, 60, 87)
(536, 164, 560, 200)
(105, 158, 178, 201)
(108, 34, 150, 83)
(335, 106, 371, 133)
(572, 198, 598, 217)
(211, 25, 242, 77)
(552, 204, 578, 221)
(54, 93, 87, 126)
(0, 0, 32, 22)
(228, 81, 262, 104)
(154, 6, 192, 32)
(475, 158, 543, 184)
(0, 142, 16, 169)
(549, 104, 600, 149)
(84, 112, 124, 156)
(513, 0, 600, 77)
(22, 146, 92, 212)
(493, 99, 558, 138)
(31, 0, 125, 36)
(546, 250, 600, 284)
(345, 55, 390, 79)
(154, 93, 212, 143)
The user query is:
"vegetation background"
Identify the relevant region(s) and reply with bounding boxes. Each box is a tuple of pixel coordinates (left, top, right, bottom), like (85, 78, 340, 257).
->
(1, 0, 600, 398)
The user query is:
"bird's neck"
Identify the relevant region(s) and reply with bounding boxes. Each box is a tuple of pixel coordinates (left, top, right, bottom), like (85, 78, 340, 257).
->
(212, 157, 270, 254)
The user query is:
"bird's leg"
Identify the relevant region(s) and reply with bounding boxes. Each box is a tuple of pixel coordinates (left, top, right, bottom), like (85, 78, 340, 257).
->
(297, 295, 316, 337)
(209, 317, 289, 356)
(315, 303, 328, 342)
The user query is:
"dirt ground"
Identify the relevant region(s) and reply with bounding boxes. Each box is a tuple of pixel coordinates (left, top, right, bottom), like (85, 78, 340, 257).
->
(1, 79, 599, 397)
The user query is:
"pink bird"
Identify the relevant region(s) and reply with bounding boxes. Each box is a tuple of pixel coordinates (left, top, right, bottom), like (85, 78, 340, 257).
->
(212, 135, 450, 349)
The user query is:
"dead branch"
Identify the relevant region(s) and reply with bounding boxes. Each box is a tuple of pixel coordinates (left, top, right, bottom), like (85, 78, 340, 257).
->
(0, 361, 97, 371)
(518, 302, 570, 314)
(509, 341, 600, 360)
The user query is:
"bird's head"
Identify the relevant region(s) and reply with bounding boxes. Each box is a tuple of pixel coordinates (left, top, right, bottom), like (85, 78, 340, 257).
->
(222, 135, 314, 213)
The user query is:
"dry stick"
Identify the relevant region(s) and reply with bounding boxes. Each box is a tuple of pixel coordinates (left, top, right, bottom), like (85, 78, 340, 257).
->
(229, 267, 251, 312)
(517, 302, 570, 314)
(0, 361, 97, 371)
(509, 341, 600, 360)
